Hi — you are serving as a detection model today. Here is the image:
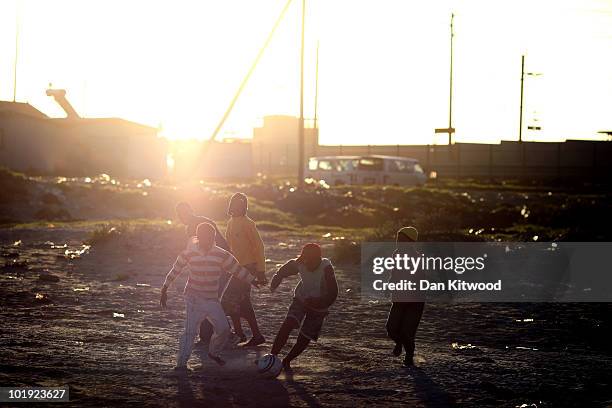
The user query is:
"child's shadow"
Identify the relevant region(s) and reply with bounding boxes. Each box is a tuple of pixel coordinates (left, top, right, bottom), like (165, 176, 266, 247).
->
(410, 367, 456, 408)
(283, 369, 322, 408)
(176, 374, 290, 408)
(175, 344, 292, 407)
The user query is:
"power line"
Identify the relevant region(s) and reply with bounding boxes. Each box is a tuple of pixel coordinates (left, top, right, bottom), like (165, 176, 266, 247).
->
(206, 0, 293, 144)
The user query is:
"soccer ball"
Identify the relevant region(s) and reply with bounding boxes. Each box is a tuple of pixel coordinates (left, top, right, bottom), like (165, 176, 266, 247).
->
(256, 354, 283, 379)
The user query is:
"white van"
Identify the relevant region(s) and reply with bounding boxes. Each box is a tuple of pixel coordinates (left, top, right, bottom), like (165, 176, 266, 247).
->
(305, 155, 426, 186)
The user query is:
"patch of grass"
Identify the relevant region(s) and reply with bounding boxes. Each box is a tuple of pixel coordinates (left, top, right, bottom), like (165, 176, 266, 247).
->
(255, 221, 297, 232)
(112, 272, 130, 282)
(0, 167, 31, 203)
(331, 238, 360, 265)
(500, 224, 569, 242)
(34, 206, 72, 221)
(86, 224, 128, 246)
(249, 201, 297, 226)
(308, 225, 374, 240)
(84, 219, 181, 245)
(2, 218, 177, 230)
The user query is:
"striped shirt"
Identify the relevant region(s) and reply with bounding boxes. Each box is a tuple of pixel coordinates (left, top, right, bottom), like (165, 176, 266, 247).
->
(163, 238, 254, 299)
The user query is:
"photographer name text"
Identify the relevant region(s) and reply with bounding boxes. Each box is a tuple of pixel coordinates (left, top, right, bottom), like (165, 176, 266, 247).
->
(373, 279, 502, 291)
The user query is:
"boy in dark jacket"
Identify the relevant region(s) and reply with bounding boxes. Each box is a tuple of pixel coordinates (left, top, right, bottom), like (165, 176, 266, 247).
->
(386, 226, 425, 366)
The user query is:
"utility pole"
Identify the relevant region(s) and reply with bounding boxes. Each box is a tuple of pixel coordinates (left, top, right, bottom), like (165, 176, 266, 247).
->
(435, 14, 456, 144)
(297, 0, 306, 187)
(518, 55, 542, 142)
(519, 55, 525, 143)
(313, 40, 319, 130)
(13, 2, 20, 102)
(448, 13, 454, 145)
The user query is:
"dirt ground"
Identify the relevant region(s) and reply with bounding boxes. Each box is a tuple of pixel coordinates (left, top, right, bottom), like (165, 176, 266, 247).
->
(1, 227, 611, 407)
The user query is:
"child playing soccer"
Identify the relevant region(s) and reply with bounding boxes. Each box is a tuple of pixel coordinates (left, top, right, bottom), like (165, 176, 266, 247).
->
(223, 192, 266, 346)
(269, 243, 338, 369)
(174, 201, 232, 344)
(385, 226, 425, 366)
(160, 222, 258, 370)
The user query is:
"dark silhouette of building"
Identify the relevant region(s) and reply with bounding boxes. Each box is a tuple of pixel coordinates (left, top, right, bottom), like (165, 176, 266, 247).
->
(0, 90, 166, 178)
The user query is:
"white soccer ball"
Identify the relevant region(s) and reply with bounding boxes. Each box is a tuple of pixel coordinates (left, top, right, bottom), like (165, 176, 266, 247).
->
(256, 353, 283, 379)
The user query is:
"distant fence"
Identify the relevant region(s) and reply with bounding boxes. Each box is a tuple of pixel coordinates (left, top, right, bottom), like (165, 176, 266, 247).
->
(253, 140, 612, 179)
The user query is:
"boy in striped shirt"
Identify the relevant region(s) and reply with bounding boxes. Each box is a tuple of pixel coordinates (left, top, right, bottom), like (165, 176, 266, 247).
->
(160, 222, 258, 370)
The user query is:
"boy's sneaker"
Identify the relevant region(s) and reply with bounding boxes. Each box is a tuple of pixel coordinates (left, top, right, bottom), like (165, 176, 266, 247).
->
(242, 335, 265, 347)
(173, 365, 193, 373)
(195, 340, 209, 348)
(393, 342, 403, 356)
(403, 355, 415, 367)
(282, 357, 293, 372)
(208, 353, 226, 366)
(229, 331, 247, 344)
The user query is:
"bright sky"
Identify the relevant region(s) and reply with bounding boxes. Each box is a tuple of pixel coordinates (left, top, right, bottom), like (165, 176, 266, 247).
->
(0, 0, 611, 145)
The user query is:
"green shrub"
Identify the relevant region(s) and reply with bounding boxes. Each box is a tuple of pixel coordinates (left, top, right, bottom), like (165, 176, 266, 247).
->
(112, 272, 130, 282)
(255, 221, 296, 231)
(331, 239, 360, 265)
(86, 224, 127, 245)
(34, 206, 72, 221)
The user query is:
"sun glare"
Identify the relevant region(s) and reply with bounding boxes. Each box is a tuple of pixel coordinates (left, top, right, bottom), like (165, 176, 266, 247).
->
(0, 0, 610, 144)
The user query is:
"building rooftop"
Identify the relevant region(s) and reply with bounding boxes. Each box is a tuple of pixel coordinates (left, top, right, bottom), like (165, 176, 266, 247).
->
(48, 117, 157, 132)
(0, 101, 48, 119)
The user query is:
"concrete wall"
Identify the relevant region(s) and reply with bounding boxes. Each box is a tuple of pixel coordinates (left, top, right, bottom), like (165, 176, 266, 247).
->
(169, 139, 254, 180)
(203, 141, 253, 179)
(259, 140, 612, 179)
(252, 115, 319, 175)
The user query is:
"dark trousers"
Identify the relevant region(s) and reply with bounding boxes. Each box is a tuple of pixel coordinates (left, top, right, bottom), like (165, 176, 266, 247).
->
(199, 286, 257, 342)
(199, 318, 215, 343)
(237, 287, 257, 322)
(386, 302, 425, 358)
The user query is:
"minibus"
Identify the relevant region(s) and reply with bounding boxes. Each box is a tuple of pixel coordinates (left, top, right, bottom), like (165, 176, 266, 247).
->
(305, 155, 426, 186)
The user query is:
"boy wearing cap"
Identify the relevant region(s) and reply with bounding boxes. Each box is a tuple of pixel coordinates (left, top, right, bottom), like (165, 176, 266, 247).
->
(386, 226, 425, 367)
(269, 243, 338, 369)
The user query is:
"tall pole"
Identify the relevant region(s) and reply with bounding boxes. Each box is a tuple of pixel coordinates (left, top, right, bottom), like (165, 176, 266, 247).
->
(448, 13, 454, 145)
(519, 54, 525, 143)
(313, 40, 319, 130)
(297, 0, 306, 186)
(13, 1, 20, 102)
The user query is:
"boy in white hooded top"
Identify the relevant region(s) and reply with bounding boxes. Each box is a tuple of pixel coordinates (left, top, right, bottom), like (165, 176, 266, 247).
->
(160, 222, 258, 370)
(269, 243, 338, 370)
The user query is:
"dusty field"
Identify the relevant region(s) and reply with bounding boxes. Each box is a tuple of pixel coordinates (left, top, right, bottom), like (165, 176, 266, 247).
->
(1, 226, 611, 407)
